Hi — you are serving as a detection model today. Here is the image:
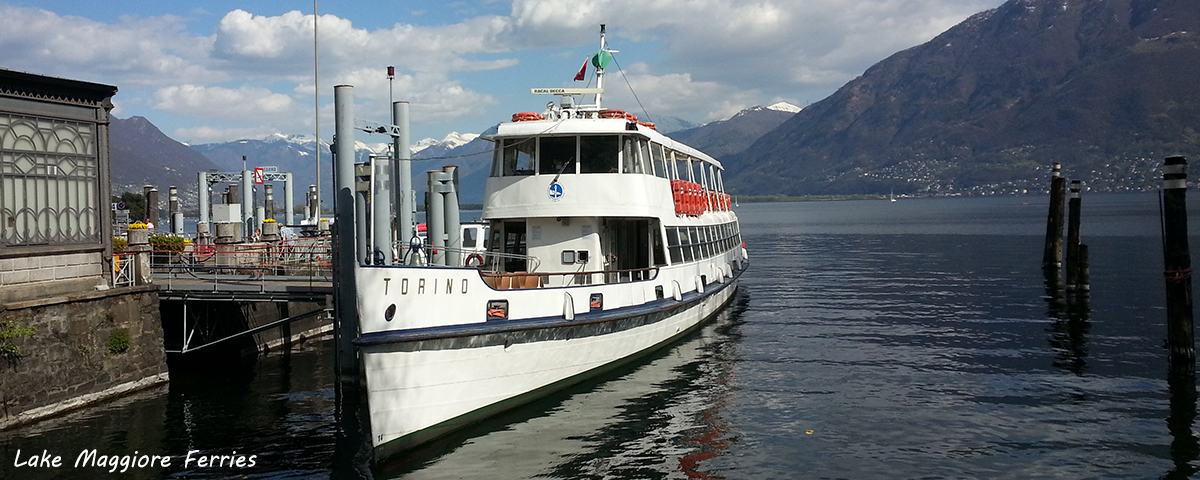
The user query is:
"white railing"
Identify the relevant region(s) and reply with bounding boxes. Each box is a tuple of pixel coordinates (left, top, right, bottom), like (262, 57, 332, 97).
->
(112, 253, 134, 288)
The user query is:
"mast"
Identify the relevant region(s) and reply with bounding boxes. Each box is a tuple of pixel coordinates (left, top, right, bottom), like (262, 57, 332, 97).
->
(596, 24, 606, 108)
(590, 24, 617, 109)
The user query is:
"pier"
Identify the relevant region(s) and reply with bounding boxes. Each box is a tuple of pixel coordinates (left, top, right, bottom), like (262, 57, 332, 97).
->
(149, 238, 334, 355)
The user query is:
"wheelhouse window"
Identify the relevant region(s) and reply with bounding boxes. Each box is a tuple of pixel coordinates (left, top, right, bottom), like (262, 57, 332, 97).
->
(539, 136, 577, 175)
(622, 137, 645, 174)
(493, 137, 536, 177)
(579, 135, 619, 173)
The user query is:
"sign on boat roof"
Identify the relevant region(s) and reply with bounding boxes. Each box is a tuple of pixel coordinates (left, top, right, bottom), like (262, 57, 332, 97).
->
(531, 88, 603, 95)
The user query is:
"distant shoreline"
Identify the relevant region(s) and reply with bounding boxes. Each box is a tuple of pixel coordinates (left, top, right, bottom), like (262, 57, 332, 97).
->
(731, 194, 891, 203)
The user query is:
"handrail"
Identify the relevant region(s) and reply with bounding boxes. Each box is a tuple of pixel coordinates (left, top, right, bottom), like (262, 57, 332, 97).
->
(483, 266, 659, 289)
(400, 242, 542, 272)
(148, 239, 333, 292)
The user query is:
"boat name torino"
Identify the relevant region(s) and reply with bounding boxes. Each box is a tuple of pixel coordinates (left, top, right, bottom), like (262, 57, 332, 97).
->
(387, 277, 471, 295)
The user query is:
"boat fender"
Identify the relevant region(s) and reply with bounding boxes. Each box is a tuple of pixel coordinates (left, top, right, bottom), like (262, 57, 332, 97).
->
(563, 292, 575, 320)
(465, 253, 484, 267)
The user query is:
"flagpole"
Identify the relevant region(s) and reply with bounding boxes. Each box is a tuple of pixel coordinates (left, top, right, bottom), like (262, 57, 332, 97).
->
(313, 0, 321, 221)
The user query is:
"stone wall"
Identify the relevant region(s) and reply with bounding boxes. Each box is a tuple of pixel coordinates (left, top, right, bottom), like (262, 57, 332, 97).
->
(0, 250, 107, 304)
(0, 284, 167, 429)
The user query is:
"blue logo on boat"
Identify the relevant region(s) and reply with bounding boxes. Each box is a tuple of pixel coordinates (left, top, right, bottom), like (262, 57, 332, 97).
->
(548, 182, 563, 201)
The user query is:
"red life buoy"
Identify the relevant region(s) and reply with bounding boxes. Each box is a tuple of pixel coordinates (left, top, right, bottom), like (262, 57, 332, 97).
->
(599, 109, 626, 119)
(465, 253, 484, 267)
(512, 112, 545, 122)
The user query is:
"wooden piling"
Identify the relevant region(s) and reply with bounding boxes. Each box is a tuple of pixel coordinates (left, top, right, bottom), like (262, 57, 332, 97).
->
(1043, 163, 1066, 272)
(1162, 155, 1194, 372)
(1075, 244, 1089, 293)
(1065, 180, 1082, 291)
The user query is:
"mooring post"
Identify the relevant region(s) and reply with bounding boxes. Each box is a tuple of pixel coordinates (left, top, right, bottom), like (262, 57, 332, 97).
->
(371, 155, 393, 265)
(443, 165, 462, 268)
(264, 183, 275, 221)
(1163, 155, 1194, 373)
(241, 167, 253, 239)
(1076, 244, 1089, 293)
(144, 185, 159, 229)
(1065, 180, 1082, 291)
(393, 101, 414, 252)
(198, 171, 210, 226)
(1042, 163, 1066, 273)
(283, 172, 294, 225)
(332, 84, 360, 382)
(169, 185, 182, 235)
(427, 170, 447, 267)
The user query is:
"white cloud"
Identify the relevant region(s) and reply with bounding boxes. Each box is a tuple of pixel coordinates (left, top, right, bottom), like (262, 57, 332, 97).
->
(0, 0, 1005, 142)
(153, 85, 296, 118)
(172, 125, 284, 144)
(0, 4, 216, 86)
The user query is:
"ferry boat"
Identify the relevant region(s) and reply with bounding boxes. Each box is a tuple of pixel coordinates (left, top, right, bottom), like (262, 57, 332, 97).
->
(353, 25, 748, 460)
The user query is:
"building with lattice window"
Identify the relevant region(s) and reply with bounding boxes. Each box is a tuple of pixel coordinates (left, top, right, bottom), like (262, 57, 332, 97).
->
(0, 68, 166, 430)
(0, 68, 117, 301)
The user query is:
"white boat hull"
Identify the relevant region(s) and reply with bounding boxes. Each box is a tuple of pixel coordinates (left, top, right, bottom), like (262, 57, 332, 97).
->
(355, 267, 743, 459)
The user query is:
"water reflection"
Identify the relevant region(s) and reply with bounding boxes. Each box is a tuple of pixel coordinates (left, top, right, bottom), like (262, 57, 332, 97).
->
(376, 292, 748, 479)
(1044, 270, 1091, 375)
(1165, 371, 1199, 480)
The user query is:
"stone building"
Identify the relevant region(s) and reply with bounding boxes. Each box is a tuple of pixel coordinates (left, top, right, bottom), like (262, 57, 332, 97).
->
(0, 68, 166, 429)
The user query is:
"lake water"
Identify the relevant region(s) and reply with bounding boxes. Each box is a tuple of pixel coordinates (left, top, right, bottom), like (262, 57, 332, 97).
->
(2, 192, 1197, 479)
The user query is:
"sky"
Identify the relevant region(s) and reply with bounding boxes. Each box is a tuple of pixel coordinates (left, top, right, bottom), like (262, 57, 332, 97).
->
(0, 0, 1005, 146)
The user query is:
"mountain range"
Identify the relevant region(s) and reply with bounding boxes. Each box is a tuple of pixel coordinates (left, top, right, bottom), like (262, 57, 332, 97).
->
(110, 0, 1199, 204)
(725, 0, 1200, 196)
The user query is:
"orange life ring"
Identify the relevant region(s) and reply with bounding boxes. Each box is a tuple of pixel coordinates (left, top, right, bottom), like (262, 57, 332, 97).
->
(465, 253, 484, 267)
(512, 112, 545, 122)
(599, 108, 626, 119)
(638, 122, 656, 130)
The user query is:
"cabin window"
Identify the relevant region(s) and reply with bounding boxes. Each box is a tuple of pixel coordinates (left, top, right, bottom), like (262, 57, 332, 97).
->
(666, 227, 682, 264)
(463, 227, 478, 248)
(580, 135, 620, 173)
(539, 136, 577, 175)
(495, 138, 535, 177)
(639, 140, 654, 176)
(651, 143, 668, 178)
(622, 137, 645, 174)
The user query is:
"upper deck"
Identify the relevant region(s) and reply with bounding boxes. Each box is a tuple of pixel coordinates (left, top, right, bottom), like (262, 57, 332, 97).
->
(482, 110, 730, 222)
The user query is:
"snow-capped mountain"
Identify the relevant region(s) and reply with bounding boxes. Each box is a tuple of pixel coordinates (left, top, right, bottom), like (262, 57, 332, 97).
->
(187, 130, 490, 205)
(412, 132, 479, 154)
(667, 103, 801, 160)
(766, 102, 803, 113)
